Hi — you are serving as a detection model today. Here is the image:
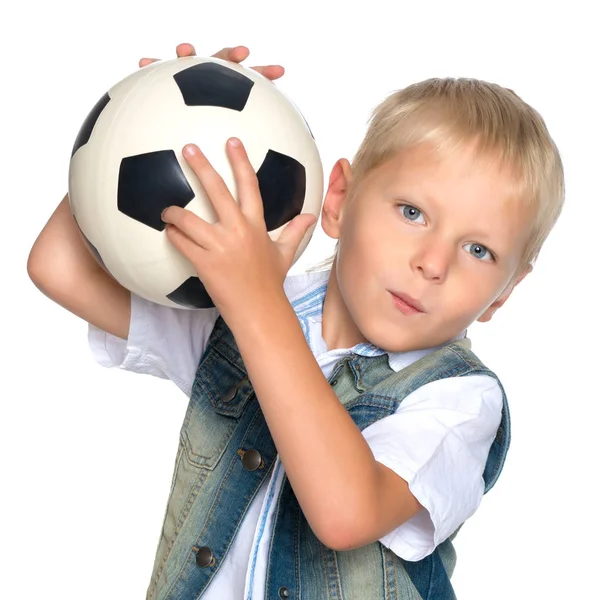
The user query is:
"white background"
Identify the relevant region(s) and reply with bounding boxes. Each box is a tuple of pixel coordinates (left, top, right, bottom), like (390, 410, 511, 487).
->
(2, 0, 598, 598)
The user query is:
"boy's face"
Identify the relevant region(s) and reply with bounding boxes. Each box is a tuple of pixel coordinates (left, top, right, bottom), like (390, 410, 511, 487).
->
(321, 141, 533, 352)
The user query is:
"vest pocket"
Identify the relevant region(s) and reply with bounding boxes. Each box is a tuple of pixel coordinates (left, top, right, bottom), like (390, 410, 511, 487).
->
(181, 350, 256, 470)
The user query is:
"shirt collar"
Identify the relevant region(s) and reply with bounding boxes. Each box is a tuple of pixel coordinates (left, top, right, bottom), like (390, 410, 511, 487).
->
(287, 269, 466, 373)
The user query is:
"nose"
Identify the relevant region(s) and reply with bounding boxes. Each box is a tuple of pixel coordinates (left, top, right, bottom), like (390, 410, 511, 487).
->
(411, 239, 452, 283)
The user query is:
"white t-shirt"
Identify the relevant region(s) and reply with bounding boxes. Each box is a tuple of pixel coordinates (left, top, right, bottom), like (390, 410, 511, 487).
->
(88, 269, 503, 600)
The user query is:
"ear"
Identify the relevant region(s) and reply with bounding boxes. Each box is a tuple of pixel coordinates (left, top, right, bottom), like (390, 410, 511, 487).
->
(477, 263, 533, 323)
(320, 158, 353, 240)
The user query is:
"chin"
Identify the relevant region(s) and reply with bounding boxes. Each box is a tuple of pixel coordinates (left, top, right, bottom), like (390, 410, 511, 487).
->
(364, 318, 452, 353)
(358, 320, 415, 353)
(381, 336, 430, 353)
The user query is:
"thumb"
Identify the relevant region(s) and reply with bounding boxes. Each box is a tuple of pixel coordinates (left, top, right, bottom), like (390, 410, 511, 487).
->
(276, 213, 318, 263)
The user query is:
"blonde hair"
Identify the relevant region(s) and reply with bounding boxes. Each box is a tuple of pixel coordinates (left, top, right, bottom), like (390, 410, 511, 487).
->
(308, 77, 564, 276)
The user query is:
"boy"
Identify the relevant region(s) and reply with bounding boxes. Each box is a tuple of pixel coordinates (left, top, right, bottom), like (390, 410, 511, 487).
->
(28, 43, 564, 599)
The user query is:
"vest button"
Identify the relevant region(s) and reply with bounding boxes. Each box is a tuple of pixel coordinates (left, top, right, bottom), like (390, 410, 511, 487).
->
(331, 379, 338, 386)
(222, 386, 238, 403)
(241, 449, 263, 471)
(195, 546, 215, 568)
(278, 587, 290, 599)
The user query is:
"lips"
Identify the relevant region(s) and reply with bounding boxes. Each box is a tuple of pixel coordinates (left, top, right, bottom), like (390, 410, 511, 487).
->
(390, 291, 426, 314)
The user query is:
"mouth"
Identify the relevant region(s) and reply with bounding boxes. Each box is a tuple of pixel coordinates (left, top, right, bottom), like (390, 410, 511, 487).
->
(389, 291, 426, 315)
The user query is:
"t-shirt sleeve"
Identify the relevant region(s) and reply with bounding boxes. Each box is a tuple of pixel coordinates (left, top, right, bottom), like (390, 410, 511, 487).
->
(361, 374, 503, 561)
(88, 292, 220, 397)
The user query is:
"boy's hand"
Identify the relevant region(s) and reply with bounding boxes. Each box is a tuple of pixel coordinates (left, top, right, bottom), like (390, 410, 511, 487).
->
(138, 43, 285, 81)
(160, 140, 316, 320)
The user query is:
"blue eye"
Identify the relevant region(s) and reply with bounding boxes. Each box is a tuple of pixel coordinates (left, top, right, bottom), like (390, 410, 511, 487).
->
(399, 204, 425, 224)
(464, 243, 494, 262)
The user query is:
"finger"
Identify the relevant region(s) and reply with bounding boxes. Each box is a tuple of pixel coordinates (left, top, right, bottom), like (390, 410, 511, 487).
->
(276, 213, 318, 265)
(161, 206, 216, 249)
(139, 57, 159, 68)
(251, 65, 285, 81)
(226, 138, 264, 226)
(181, 144, 242, 225)
(164, 223, 207, 264)
(176, 43, 197, 57)
(211, 46, 250, 63)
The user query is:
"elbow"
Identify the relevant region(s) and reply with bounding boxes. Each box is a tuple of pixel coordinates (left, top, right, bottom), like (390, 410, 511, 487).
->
(27, 242, 62, 298)
(308, 480, 384, 551)
(27, 236, 71, 295)
(312, 510, 374, 552)
(27, 244, 56, 295)
(27, 228, 53, 282)
(27, 244, 45, 287)
(318, 532, 361, 553)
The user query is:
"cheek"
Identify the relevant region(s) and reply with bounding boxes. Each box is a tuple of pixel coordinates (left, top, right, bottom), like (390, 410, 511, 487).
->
(343, 206, 389, 256)
(336, 226, 378, 298)
(446, 271, 502, 320)
(341, 227, 383, 285)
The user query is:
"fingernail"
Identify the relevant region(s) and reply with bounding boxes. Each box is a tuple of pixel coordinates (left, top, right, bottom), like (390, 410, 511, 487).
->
(228, 137, 241, 147)
(183, 144, 197, 156)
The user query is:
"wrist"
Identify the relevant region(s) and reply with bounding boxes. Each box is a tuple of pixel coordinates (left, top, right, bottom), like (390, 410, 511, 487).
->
(221, 286, 291, 339)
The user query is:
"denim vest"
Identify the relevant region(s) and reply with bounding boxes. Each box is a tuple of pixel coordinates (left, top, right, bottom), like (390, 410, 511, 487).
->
(146, 316, 510, 600)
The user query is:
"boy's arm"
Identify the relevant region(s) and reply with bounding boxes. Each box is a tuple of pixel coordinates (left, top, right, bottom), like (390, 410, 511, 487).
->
(228, 294, 423, 552)
(27, 193, 131, 339)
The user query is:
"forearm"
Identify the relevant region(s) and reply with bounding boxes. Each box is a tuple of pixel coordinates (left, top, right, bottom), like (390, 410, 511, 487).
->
(228, 292, 381, 547)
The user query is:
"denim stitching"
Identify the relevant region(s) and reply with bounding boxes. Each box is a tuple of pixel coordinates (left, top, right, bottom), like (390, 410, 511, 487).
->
(246, 460, 284, 600)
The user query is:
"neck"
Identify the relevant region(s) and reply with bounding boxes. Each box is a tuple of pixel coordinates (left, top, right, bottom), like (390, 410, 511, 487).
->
(321, 260, 370, 351)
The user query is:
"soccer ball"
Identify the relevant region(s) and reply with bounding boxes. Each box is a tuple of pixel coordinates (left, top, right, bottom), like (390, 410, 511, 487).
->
(68, 56, 324, 309)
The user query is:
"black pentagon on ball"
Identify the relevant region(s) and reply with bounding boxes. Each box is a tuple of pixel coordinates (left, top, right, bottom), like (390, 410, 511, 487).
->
(173, 62, 254, 111)
(257, 150, 306, 231)
(72, 215, 106, 269)
(118, 150, 194, 231)
(167, 276, 214, 309)
(71, 92, 111, 157)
